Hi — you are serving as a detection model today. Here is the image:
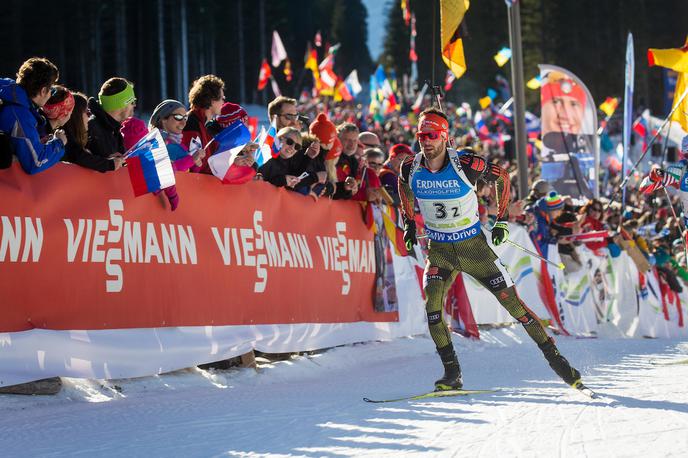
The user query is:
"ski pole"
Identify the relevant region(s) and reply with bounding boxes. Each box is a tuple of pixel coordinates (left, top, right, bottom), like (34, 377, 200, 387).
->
(417, 234, 565, 270)
(504, 239, 565, 270)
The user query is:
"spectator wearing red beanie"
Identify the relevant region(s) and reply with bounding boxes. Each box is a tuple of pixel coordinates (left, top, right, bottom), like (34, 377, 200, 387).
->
(305, 113, 341, 195)
(379, 143, 413, 206)
(206, 102, 248, 138)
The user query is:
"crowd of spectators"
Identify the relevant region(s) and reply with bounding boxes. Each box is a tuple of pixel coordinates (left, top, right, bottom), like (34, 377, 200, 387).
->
(1, 56, 686, 297)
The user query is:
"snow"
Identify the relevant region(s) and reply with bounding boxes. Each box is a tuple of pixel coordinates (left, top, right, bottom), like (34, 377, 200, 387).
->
(1, 328, 688, 457)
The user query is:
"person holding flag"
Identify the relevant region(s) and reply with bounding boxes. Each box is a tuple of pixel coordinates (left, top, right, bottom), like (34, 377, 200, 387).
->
(398, 108, 583, 392)
(640, 134, 688, 246)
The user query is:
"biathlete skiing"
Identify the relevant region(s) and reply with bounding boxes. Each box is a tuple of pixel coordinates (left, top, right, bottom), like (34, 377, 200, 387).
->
(398, 107, 583, 392)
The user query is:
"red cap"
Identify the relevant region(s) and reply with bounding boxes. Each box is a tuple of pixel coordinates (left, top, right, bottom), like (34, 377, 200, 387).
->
(389, 143, 413, 159)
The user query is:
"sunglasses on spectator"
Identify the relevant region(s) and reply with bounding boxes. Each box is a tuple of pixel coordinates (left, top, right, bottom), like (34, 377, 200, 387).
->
(368, 162, 383, 168)
(279, 113, 299, 121)
(169, 114, 188, 121)
(591, 207, 602, 212)
(416, 131, 442, 141)
(283, 137, 302, 150)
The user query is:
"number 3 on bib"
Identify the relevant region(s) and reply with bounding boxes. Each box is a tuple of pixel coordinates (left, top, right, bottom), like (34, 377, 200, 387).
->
(433, 202, 459, 219)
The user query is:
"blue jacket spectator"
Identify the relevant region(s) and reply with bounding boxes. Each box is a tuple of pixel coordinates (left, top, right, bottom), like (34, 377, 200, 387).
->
(530, 191, 565, 258)
(0, 58, 65, 174)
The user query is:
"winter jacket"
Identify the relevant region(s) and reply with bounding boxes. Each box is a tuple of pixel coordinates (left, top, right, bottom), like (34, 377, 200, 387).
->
(62, 129, 115, 173)
(182, 108, 215, 174)
(0, 78, 64, 174)
(258, 154, 304, 188)
(86, 97, 124, 159)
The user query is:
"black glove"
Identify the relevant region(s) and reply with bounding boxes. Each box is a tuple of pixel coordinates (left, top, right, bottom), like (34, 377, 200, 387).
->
(491, 221, 509, 246)
(403, 219, 417, 251)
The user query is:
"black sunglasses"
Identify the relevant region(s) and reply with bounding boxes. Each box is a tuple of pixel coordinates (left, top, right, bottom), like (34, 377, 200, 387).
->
(283, 137, 302, 150)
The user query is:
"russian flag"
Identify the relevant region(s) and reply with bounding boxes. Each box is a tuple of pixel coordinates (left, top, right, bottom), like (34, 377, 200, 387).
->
(208, 121, 252, 183)
(125, 128, 175, 197)
(213, 120, 252, 154)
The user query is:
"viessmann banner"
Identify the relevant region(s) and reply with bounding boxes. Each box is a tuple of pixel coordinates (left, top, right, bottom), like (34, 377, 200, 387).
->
(0, 163, 396, 333)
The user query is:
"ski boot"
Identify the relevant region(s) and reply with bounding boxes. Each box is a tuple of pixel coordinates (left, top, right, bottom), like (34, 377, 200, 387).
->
(435, 346, 463, 391)
(538, 338, 581, 386)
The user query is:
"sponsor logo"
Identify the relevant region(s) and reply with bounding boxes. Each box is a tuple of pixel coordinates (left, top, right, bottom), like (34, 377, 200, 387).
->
(416, 179, 463, 190)
(489, 275, 505, 287)
(426, 225, 479, 242)
(425, 265, 444, 282)
(427, 311, 441, 324)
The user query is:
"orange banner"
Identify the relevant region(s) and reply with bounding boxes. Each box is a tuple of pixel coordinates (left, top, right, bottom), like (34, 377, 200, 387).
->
(0, 163, 396, 332)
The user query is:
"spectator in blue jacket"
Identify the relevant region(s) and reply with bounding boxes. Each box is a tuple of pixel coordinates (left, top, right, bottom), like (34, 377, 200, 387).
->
(531, 190, 565, 258)
(0, 57, 66, 174)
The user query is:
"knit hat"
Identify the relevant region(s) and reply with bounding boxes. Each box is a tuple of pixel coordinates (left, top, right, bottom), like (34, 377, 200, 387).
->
(309, 113, 337, 147)
(120, 117, 149, 151)
(149, 99, 186, 129)
(389, 143, 413, 159)
(543, 190, 565, 211)
(216, 102, 248, 127)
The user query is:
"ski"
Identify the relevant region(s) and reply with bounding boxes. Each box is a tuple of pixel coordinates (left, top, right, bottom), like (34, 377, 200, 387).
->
(572, 381, 598, 399)
(651, 358, 688, 366)
(363, 388, 498, 403)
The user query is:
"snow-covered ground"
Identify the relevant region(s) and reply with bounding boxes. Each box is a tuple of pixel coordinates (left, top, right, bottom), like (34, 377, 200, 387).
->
(1, 327, 688, 457)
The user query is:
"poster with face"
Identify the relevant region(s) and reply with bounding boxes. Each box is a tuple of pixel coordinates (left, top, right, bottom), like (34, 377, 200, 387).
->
(538, 65, 599, 199)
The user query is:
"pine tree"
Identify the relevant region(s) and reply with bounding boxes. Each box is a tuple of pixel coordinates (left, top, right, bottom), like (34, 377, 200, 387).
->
(380, 0, 410, 77)
(330, 0, 373, 79)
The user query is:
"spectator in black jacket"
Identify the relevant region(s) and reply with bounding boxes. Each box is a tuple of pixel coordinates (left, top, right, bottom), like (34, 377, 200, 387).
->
(62, 92, 123, 172)
(258, 127, 305, 190)
(87, 77, 136, 159)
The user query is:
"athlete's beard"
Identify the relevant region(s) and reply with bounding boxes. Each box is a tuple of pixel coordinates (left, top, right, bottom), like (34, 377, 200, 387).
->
(421, 141, 446, 162)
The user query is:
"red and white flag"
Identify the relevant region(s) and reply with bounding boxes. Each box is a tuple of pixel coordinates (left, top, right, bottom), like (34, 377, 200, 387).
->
(257, 59, 271, 90)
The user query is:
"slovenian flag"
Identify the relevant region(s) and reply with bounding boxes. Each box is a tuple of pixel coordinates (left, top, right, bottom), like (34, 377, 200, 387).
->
(208, 121, 252, 183)
(253, 117, 281, 168)
(125, 128, 175, 197)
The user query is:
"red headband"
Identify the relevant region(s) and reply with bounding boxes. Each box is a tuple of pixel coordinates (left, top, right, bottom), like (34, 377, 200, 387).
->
(418, 113, 449, 132)
(541, 79, 587, 107)
(43, 91, 75, 120)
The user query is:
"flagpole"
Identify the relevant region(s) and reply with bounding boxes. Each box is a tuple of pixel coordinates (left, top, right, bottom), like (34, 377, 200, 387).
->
(507, 1, 529, 199)
(661, 120, 672, 167)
